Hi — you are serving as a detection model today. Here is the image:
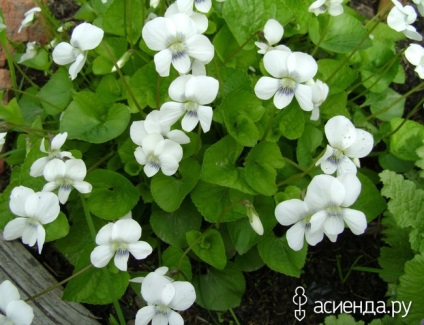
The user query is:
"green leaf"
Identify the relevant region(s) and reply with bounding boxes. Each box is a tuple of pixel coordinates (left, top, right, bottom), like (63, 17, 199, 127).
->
(277, 103, 305, 140)
(128, 62, 178, 111)
(234, 246, 264, 272)
(191, 181, 252, 223)
(378, 213, 414, 283)
(63, 246, 129, 304)
(380, 170, 424, 251)
(227, 195, 277, 254)
(274, 0, 310, 36)
(258, 233, 307, 277)
(101, 0, 143, 43)
(323, 314, 365, 325)
(397, 253, 424, 324)
(193, 263, 246, 311)
(60, 91, 130, 143)
(320, 92, 350, 120)
(93, 37, 128, 75)
(45, 212, 70, 242)
(151, 158, 200, 212)
(244, 142, 285, 195)
(365, 89, 404, 121)
(37, 68, 73, 115)
(162, 246, 192, 281)
(351, 173, 386, 222)
(186, 229, 227, 270)
(309, 14, 372, 53)
(220, 90, 264, 147)
(389, 118, 424, 161)
(0, 98, 26, 126)
(317, 59, 358, 94)
(86, 169, 140, 220)
(219, 67, 251, 96)
(296, 125, 323, 168)
(222, 0, 271, 49)
(150, 200, 202, 248)
(201, 135, 255, 194)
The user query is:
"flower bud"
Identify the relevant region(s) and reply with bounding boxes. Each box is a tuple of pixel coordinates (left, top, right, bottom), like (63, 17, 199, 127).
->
(243, 200, 264, 236)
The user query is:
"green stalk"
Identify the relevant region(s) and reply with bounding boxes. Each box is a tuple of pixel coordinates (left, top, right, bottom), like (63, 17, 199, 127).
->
(222, 31, 259, 66)
(25, 264, 93, 302)
(366, 81, 424, 120)
(80, 195, 126, 325)
(0, 31, 17, 90)
(311, 15, 331, 57)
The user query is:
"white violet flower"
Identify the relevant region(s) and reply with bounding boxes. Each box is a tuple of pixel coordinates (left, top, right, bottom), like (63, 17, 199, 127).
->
(52, 22, 104, 80)
(387, 0, 422, 41)
(0, 280, 34, 325)
(42, 158, 92, 204)
(176, 0, 212, 14)
(307, 79, 329, 121)
(308, 174, 367, 238)
(30, 132, 74, 177)
(135, 267, 196, 325)
(275, 198, 325, 251)
(316, 115, 374, 176)
(142, 13, 214, 77)
(405, 43, 424, 79)
(254, 50, 318, 111)
(3, 186, 60, 254)
(130, 111, 190, 146)
(255, 19, 290, 54)
(18, 7, 41, 33)
(90, 218, 153, 272)
(308, 0, 344, 16)
(160, 74, 219, 132)
(165, 3, 208, 34)
(134, 134, 184, 177)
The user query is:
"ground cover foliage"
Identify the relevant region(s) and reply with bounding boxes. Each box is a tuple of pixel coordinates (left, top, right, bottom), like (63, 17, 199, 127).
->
(0, 0, 424, 324)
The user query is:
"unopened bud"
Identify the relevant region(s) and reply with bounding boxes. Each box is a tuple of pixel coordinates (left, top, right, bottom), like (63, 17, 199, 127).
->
(243, 200, 264, 236)
(111, 50, 133, 72)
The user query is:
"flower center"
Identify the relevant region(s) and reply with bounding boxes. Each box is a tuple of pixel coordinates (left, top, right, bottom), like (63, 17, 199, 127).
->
(278, 77, 298, 95)
(318, 4, 328, 12)
(156, 304, 171, 313)
(184, 101, 198, 118)
(112, 241, 128, 254)
(326, 206, 342, 217)
(169, 36, 186, 60)
(59, 178, 74, 191)
(147, 154, 160, 170)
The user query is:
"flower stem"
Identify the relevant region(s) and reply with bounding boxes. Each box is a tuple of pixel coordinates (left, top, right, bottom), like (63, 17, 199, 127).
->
(80, 195, 126, 325)
(222, 31, 259, 66)
(311, 15, 331, 57)
(229, 308, 241, 325)
(0, 30, 17, 90)
(25, 264, 93, 302)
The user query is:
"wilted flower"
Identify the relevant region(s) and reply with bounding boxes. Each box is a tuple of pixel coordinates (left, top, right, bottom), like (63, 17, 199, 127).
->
(405, 43, 424, 79)
(316, 116, 374, 176)
(52, 22, 104, 80)
(308, 0, 344, 16)
(42, 159, 92, 204)
(134, 134, 184, 177)
(387, 0, 422, 41)
(18, 41, 38, 64)
(308, 79, 329, 120)
(412, 0, 424, 16)
(135, 267, 196, 325)
(0, 280, 34, 325)
(18, 7, 41, 33)
(0, 132, 6, 152)
(90, 217, 153, 272)
(160, 74, 219, 132)
(308, 174, 367, 238)
(142, 13, 214, 76)
(30, 132, 74, 177)
(130, 111, 190, 146)
(3, 186, 60, 254)
(255, 19, 290, 54)
(254, 50, 318, 111)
